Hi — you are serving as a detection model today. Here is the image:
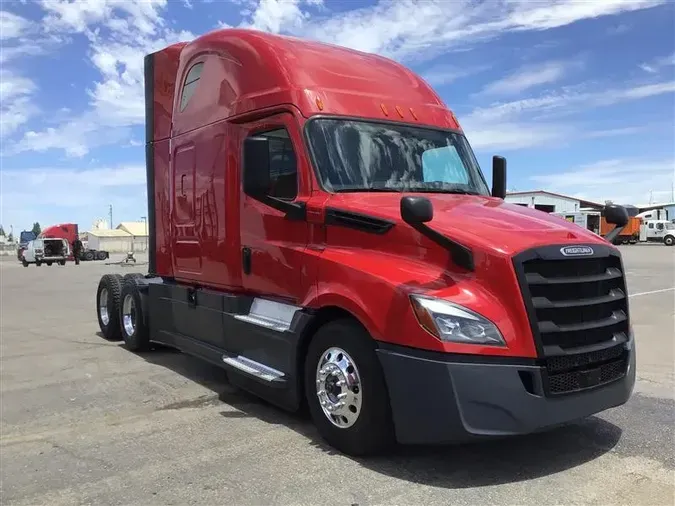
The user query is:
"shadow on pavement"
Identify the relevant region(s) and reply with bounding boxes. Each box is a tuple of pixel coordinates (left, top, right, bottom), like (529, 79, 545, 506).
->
(133, 344, 623, 488)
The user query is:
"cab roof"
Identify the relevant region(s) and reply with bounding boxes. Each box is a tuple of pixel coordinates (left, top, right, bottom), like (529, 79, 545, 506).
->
(170, 28, 460, 132)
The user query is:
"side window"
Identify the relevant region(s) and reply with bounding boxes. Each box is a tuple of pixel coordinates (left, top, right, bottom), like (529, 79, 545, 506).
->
(648, 223, 654, 229)
(656, 222, 664, 230)
(179, 62, 204, 112)
(250, 128, 298, 200)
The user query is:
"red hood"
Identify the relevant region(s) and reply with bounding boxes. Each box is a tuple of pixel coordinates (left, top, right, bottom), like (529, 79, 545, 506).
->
(326, 193, 609, 257)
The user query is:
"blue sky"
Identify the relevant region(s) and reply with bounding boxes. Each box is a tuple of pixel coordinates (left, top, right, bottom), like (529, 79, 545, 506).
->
(1, 0, 674, 234)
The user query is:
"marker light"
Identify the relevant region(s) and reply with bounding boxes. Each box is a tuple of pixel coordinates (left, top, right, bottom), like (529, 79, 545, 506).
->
(410, 295, 505, 346)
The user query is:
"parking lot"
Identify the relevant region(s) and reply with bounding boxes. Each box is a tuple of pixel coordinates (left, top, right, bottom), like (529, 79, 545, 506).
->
(1, 246, 673, 505)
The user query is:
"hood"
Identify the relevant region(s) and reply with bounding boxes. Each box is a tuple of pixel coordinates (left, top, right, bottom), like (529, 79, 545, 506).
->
(326, 193, 609, 257)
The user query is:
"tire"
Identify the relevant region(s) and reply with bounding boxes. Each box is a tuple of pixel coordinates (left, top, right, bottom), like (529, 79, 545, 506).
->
(36, 261, 42, 267)
(123, 272, 146, 283)
(119, 277, 150, 352)
(97, 250, 107, 260)
(664, 235, 674, 246)
(46, 261, 53, 266)
(84, 251, 95, 261)
(58, 260, 66, 266)
(304, 318, 395, 456)
(96, 274, 124, 340)
(22, 260, 28, 267)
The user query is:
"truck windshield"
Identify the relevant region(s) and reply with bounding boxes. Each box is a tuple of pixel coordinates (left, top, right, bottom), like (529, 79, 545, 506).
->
(20, 231, 37, 244)
(305, 118, 490, 195)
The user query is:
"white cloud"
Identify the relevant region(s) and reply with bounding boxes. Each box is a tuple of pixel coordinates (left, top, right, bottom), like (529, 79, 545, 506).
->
(0, 71, 39, 138)
(5, 0, 670, 158)
(480, 60, 578, 96)
(0, 10, 28, 39)
(457, 79, 675, 152)
(639, 52, 675, 74)
(421, 64, 489, 87)
(5, 1, 195, 156)
(1, 165, 147, 230)
(40, 0, 167, 35)
(530, 158, 675, 204)
(467, 80, 675, 124)
(240, 0, 667, 62)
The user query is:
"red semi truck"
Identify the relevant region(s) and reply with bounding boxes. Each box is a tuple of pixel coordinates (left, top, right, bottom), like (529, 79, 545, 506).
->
(95, 29, 635, 456)
(39, 223, 109, 262)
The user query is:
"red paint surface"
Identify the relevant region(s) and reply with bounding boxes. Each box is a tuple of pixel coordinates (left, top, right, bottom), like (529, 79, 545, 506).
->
(149, 29, 617, 357)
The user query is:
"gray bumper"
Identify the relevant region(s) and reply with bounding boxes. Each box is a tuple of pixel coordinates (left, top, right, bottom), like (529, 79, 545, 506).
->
(376, 340, 635, 445)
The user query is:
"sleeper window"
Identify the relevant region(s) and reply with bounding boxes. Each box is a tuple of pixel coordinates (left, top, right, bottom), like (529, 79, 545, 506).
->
(180, 62, 204, 112)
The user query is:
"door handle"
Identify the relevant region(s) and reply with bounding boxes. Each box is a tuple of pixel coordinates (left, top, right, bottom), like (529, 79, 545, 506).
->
(242, 247, 252, 275)
(181, 174, 186, 196)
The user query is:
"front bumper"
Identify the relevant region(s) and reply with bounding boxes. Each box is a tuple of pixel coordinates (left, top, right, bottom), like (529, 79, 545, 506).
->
(376, 339, 635, 445)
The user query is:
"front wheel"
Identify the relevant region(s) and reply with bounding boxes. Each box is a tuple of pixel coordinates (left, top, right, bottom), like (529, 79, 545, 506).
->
(664, 235, 674, 246)
(304, 318, 395, 456)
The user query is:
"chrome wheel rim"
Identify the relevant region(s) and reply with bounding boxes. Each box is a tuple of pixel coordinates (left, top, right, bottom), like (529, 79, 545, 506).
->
(122, 293, 136, 337)
(99, 288, 109, 326)
(315, 347, 362, 428)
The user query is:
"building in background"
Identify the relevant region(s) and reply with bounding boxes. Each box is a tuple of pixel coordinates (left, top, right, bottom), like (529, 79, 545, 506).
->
(116, 221, 149, 252)
(85, 229, 133, 253)
(505, 190, 604, 214)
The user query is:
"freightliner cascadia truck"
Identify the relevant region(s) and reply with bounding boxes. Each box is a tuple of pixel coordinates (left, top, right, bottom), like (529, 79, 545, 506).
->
(94, 28, 635, 456)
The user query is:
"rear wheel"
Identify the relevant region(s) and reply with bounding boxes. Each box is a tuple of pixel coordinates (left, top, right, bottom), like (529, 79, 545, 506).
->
(97, 250, 107, 260)
(46, 261, 53, 266)
(123, 272, 146, 283)
(84, 251, 95, 261)
(35, 261, 42, 267)
(22, 260, 28, 267)
(96, 274, 124, 340)
(58, 260, 66, 266)
(120, 277, 150, 352)
(304, 318, 395, 456)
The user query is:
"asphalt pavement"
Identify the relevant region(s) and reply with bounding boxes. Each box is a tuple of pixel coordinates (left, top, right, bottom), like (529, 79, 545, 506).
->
(1, 247, 673, 505)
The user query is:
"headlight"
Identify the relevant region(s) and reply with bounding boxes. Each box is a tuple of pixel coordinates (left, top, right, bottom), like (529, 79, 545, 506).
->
(410, 295, 505, 346)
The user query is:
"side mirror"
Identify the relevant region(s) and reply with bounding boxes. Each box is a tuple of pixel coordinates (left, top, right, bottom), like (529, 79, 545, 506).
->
(243, 136, 270, 197)
(401, 196, 433, 224)
(603, 204, 629, 227)
(491, 155, 507, 199)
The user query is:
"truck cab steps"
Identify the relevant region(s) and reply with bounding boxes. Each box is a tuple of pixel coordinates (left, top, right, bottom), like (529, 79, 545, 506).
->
(221, 354, 286, 384)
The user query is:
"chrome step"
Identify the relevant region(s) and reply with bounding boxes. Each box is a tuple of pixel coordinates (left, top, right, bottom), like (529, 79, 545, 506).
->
(233, 298, 300, 332)
(221, 355, 285, 382)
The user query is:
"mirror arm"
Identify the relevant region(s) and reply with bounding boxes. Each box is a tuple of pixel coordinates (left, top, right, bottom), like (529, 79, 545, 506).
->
(250, 194, 307, 221)
(407, 221, 474, 271)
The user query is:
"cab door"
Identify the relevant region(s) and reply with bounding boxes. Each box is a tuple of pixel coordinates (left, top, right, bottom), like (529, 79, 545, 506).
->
(238, 112, 311, 304)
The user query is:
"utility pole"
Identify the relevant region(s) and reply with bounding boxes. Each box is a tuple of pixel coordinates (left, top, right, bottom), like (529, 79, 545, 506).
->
(109, 204, 113, 230)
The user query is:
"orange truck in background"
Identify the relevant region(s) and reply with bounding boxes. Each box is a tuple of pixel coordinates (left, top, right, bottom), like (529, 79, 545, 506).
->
(600, 216, 640, 244)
